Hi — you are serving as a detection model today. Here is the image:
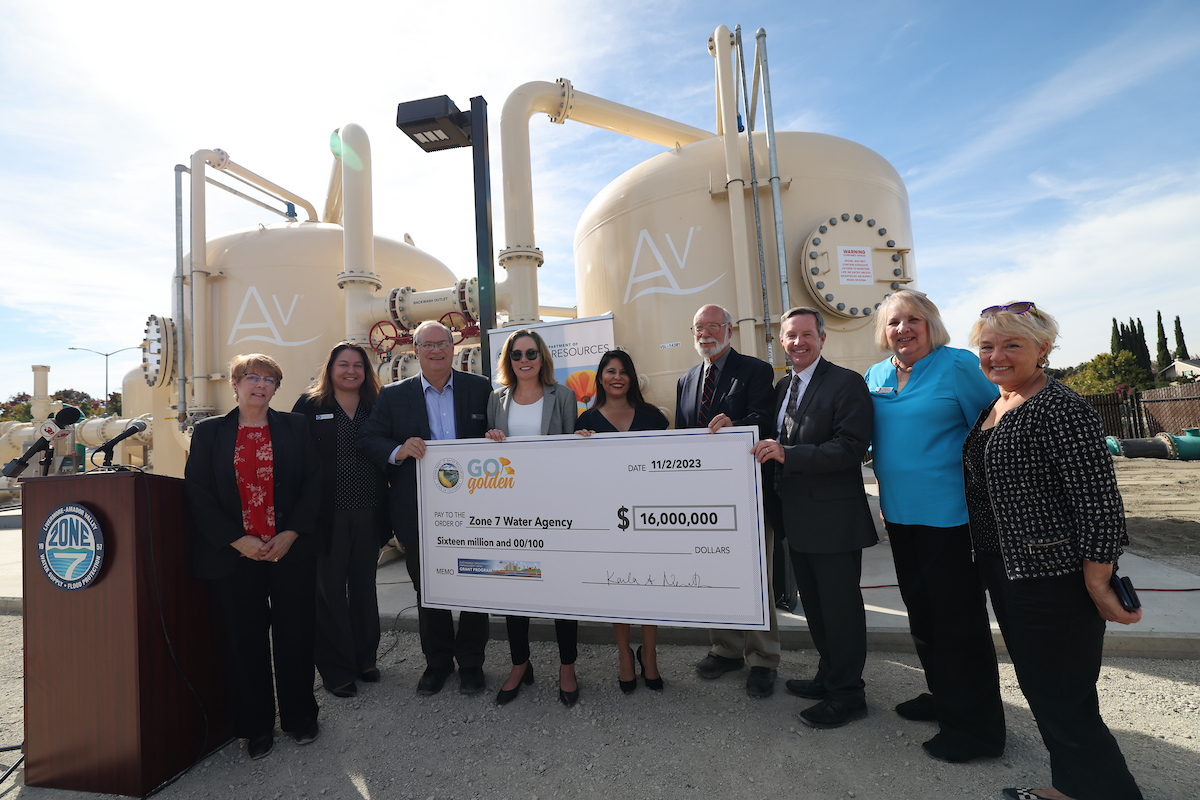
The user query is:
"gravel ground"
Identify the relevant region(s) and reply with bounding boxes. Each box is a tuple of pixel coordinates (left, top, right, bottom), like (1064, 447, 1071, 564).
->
(0, 615, 1196, 800)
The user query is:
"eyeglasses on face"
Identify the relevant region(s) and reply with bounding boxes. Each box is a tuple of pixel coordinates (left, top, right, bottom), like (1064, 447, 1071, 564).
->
(241, 374, 277, 386)
(416, 340, 453, 351)
(691, 322, 728, 335)
(510, 349, 541, 361)
(980, 302, 1036, 318)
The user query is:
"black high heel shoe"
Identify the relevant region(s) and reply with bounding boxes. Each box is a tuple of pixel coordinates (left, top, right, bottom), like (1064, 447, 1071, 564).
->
(619, 647, 637, 694)
(637, 645, 663, 691)
(559, 664, 580, 707)
(496, 662, 534, 705)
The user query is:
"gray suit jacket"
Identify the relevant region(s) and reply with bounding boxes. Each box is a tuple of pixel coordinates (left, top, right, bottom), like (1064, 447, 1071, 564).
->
(486, 383, 578, 436)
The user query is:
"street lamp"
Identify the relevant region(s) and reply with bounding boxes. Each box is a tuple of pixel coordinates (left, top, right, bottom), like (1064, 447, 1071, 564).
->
(68, 346, 141, 414)
(395, 94, 496, 375)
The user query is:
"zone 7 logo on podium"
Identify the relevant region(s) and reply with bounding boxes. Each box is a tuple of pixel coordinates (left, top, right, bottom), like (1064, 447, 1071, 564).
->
(37, 503, 106, 591)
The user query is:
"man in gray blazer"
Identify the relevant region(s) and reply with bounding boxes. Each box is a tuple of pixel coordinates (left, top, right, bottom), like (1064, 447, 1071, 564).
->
(357, 321, 492, 697)
(752, 307, 876, 728)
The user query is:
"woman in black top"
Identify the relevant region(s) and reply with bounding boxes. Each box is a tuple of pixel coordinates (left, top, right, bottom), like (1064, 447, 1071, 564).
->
(963, 303, 1142, 800)
(293, 342, 389, 700)
(575, 350, 669, 692)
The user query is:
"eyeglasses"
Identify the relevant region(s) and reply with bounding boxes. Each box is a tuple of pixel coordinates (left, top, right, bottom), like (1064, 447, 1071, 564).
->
(691, 323, 728, 335)
(241, 374, 277, 386)
(980, 302, 1036, 318)
(510, 349, 540, 361)
(416, 340, 453, 351)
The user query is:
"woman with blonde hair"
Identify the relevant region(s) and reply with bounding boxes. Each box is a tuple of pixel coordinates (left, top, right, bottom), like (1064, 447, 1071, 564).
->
(965, 302, 1142, 800)
(863, 290, 1005, 763)
(293, 342, 389, 700)
(485, 328, 582, 706)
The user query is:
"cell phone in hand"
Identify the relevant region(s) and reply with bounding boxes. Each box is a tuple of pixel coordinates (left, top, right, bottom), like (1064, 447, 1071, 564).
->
(1109, 570, 1141, 612)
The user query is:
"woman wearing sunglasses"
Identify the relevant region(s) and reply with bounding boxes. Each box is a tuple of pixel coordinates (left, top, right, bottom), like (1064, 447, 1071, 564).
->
(964, 302, 1143, 800)
(485, 328, 582, 706)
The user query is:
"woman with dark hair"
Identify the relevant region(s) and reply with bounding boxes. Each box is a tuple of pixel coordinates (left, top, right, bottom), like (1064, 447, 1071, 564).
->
(966, 302, 1142, 800)
(575, 350, 669, 693)
(485, 328, 581, 706)
(185, 353, 321, 760)
(293, 342, 389, 700)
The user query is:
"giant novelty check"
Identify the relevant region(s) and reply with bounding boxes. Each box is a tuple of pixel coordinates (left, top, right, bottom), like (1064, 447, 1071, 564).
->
(416, 427, 769, 629)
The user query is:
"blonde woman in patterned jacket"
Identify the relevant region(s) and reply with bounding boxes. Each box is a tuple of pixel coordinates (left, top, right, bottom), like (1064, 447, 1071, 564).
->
(962, 303, 1142, 800)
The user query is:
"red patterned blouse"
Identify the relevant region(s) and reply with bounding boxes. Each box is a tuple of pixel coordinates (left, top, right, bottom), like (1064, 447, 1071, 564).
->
(234, 424, 276, 541)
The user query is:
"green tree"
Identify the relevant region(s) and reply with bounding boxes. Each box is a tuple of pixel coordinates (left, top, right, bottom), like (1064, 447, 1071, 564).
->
(0, 393, 33, 422)
(50, 389, 99, 418)
(108, 392, 122, 416)
(1131, 318, 1153, 375)
(1063, 351, 1153, 394)
(1110, 318, 1120, 356)
(1156, 311, 1172, 377)
(1176, 316, 1192, 361)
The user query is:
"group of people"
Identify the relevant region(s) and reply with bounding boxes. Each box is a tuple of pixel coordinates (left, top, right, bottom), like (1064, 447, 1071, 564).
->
(185, 293, 1143, 800)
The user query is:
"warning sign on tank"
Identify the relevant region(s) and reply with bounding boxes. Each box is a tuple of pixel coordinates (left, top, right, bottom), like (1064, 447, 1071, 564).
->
(837, 246, 873, 285)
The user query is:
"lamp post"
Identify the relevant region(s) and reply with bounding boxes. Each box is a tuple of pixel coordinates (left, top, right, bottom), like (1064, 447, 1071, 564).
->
(68, 346, 140, 414)
(395, 95, 496, 376)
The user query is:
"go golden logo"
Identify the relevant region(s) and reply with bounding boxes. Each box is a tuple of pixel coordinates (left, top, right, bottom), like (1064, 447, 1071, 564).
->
(466, 457, 515, 494)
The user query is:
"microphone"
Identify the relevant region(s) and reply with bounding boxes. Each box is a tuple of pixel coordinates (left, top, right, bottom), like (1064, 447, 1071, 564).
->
(2, 405, 84, 478)
(96, 419, 148, 454)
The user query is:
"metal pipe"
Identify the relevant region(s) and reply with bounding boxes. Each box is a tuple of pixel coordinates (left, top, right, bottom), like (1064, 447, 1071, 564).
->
(174, 165, 188, 423)
(188, 150, 217, 414)
(207, 152, 318, 222)
(323, 135, 344, 224)
(756, 28, 791, 310)
(336, 124, 382, 346)
(75, 415, 153, 448)
(498, 80, 713, 327)
(736, 25, 774, 364)
(709, 25, 760, 359)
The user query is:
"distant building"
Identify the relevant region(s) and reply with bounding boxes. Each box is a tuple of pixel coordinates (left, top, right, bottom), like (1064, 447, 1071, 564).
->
(1159, 358, 1200, 381)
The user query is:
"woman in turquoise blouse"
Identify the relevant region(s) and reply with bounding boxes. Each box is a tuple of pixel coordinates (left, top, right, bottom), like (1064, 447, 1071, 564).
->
(864, 290, 1004, 764)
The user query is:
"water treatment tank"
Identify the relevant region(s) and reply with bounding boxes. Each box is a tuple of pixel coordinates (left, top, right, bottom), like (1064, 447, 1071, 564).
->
(574, 130, 914, 412)
(178, 220, 456, 415)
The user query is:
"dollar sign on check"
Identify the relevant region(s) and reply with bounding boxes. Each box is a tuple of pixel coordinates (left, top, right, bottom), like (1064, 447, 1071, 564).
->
(617, 506, 629, 531)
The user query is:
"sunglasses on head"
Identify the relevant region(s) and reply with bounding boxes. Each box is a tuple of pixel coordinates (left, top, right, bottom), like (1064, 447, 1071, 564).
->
(980, 301, 1036, 318)
(510, 348, 540, 361)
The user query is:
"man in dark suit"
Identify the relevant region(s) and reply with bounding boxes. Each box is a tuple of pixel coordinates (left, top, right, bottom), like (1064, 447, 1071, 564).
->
(676, 303, 781, 698)
(357, 321, 492, 696)
(752, 306, 877, 728)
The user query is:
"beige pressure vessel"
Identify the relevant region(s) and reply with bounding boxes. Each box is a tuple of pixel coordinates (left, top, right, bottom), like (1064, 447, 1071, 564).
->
(575, 130, 914, 412)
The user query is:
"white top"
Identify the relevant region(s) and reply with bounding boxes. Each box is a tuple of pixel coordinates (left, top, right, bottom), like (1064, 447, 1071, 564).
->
(507, 396, 544, 437)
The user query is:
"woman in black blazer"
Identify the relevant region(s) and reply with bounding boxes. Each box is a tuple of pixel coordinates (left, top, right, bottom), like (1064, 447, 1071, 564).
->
(293, 342, 389, 700)
(574, 350, 669, 693)
(185, 353, 321, 761)
(485, 329, 581, 707)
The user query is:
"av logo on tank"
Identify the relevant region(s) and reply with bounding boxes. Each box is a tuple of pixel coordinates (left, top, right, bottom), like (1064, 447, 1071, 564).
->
(37, 503, 105, 591)
(623, 227, 726, 303)
(228, 286, 321, 347)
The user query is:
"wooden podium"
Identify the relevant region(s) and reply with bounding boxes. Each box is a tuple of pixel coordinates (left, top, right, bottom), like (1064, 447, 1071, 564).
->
(22, 472, 232, 797)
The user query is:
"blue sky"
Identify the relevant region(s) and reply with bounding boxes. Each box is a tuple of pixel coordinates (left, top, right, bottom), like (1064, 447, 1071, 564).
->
(2, 1, 1198, 401)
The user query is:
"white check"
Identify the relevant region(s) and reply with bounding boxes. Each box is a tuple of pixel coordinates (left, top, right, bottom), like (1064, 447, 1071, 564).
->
(416, 426, 769, 629)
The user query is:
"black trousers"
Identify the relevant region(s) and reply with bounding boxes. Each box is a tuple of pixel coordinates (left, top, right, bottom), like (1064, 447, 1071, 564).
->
(979, 553, 1142, 800)
(505, 616, 578, 665)
(406, 543, 488, 671)
(888, 522, 1005, 752)
(315, 507, 381, 689)
(790, 548, 867, 706)
(214, 555, 318, 739)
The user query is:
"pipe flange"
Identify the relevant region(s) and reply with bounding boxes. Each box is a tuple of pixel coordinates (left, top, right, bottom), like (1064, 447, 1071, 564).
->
(336, 270, 382, 291)
(206, 149, 230, 170)
(498, 245, 544, 269)
(550, 78, 573, 125)
(456, 277, 480, 319)
(1156, 432, 1180, 460)
(387, 287, 414, 331)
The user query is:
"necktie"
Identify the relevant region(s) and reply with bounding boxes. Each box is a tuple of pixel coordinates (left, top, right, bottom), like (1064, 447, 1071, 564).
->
(697, 364, 717, 427)
(783, 374, 801, 441)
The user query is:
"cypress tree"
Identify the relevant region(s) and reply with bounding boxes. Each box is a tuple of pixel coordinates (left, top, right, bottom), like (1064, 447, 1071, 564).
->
(1135, 318, 1152, 375)
(1111, 318, 1120, 356)
(1119, 321, 1131, 354)
(1156, 311, 1171, 375)
(1176, 316, 1191, 361)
